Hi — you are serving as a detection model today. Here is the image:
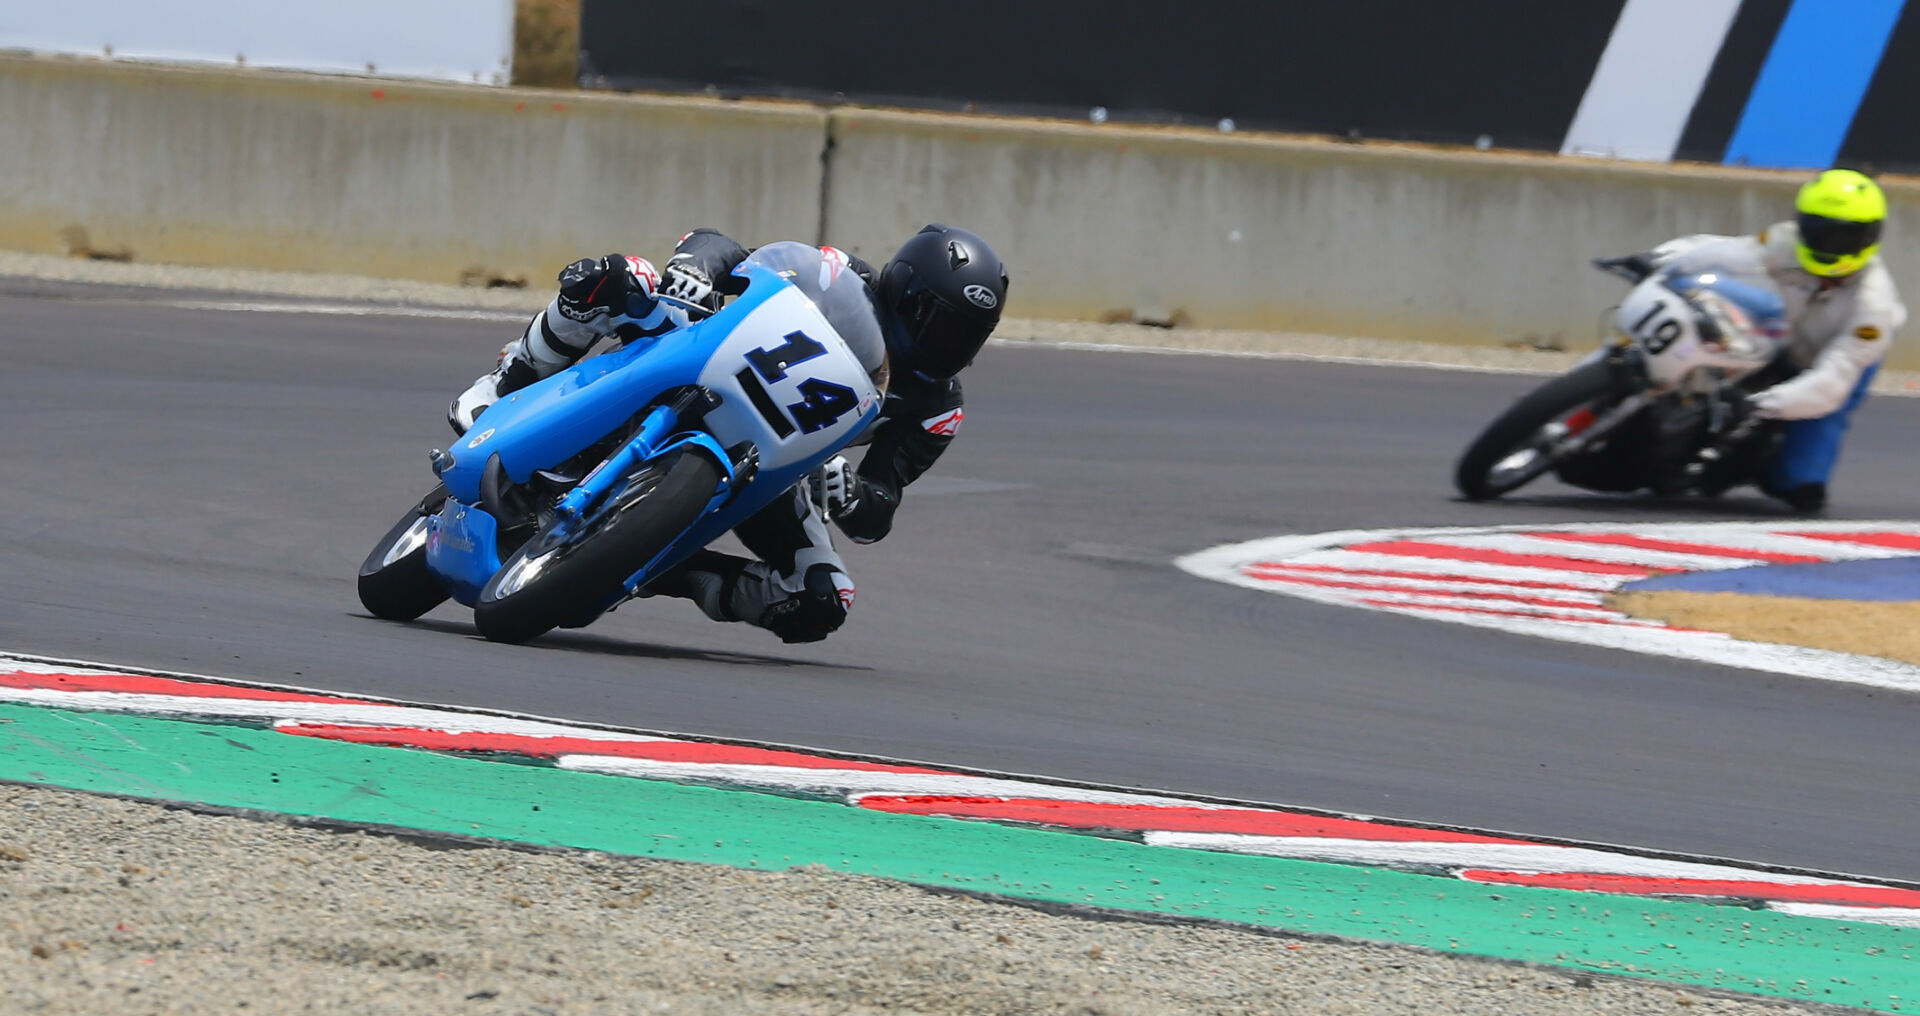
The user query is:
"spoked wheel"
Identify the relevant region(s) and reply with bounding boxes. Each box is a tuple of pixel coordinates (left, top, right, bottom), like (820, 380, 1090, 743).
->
(473, 452, 720, 645)
(357, 484, 452, 620)
(1454, 362, 1616, 501)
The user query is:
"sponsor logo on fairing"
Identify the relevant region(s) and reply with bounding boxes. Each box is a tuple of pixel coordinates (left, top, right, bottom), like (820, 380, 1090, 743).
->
(921, 408, 963, 436)
(963, 284, 998, 310)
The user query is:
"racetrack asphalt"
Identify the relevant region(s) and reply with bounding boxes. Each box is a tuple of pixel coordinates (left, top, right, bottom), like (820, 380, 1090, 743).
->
(5, 286, 1919, 886)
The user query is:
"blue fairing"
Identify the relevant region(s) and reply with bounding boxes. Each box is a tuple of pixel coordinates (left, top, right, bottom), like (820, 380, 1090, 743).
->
(437, 274, 785, 504)
(425, 502, 504, 606)
(421, 252, 884, 614)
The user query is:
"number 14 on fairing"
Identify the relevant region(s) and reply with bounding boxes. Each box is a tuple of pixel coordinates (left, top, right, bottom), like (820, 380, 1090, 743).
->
(733, 330, 860, 437)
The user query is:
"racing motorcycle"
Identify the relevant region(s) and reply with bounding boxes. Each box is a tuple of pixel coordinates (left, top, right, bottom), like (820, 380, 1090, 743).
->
(356, 242, 887, 643)
(1453, 241, 1788, 501)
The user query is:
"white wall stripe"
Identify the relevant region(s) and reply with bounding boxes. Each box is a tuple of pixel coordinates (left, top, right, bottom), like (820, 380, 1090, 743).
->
(1560, 0, 1744, 161)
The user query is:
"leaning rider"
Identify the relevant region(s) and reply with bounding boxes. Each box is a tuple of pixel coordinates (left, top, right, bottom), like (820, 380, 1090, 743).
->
(1603, 168, 1905, 512)
(448, 225, 1009, 643)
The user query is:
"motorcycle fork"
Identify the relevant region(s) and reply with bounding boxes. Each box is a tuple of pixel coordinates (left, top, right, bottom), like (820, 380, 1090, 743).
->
(553, 386, 721, 523)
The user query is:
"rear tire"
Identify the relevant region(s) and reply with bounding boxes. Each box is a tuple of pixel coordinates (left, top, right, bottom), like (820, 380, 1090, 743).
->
(357, 484, 452, 621)
(473, 453, 720, 645)
(1454, 362, 1616, 501)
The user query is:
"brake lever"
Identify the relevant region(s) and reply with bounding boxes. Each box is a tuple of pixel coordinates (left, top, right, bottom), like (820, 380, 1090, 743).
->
(656, 293, 716, 321)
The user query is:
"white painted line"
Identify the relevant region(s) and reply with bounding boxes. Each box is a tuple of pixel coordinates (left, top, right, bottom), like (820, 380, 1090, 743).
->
(0, 687, 673, 740)
(161, 299, 531, 322)
(999, 339, 1565, 377)
(9, 649, 1920, 928)
(1146, 833, 1866, 886)
(1431, 533, 1777, 572)
(1272, 550, 1626, 589)
(1179, 522, 1920, 692)
(558, 755, 1214, 809)
(1769, 904, 1920, 927)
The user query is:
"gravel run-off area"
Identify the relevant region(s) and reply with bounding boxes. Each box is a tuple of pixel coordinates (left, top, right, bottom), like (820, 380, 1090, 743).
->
(1, 249, 1899, 1013)
(0, 785, 1851, 1016)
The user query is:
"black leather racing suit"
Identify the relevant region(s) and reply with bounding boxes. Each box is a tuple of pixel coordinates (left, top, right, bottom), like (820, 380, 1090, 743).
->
(647, 229, 966, 640)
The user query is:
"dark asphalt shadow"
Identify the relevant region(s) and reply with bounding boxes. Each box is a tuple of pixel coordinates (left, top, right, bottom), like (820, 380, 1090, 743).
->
(1449, 492, 1806, 517)
(352, 614, 871, 671)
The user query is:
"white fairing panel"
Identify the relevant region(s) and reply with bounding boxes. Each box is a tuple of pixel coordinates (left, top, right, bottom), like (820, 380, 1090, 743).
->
(1616, 278, 1707, 389)
(696, 284, 882, 473)
(1614, 242, 1787, 392)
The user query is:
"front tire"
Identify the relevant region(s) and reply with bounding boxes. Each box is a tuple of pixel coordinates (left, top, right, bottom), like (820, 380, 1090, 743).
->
(473, 452, 720, 645)
(1454, 362, 1616, 501)
(357, 484, 452, 620)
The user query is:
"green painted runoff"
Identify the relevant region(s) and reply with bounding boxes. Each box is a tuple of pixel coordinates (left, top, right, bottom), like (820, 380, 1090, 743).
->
(2, 702, 1914, 1010)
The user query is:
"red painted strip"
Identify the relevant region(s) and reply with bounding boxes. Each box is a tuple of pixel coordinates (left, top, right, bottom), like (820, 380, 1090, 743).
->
(0, 671, 382, 706)
(1786, 531, 1920, 551)
(1359, 598, 1642, 627)
(1340, 541, 1653, 577)
(1243, 573, 1607, 611)
(1245, 563, 1595, 592)
(1523, 531, 1826, 564)
(1461, 870, 1920, 909)
(857, 796, 1534, 843)
(277, 724, 951, 773)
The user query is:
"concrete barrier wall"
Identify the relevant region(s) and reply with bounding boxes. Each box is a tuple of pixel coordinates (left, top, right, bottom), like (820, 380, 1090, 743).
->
(823, 108, 1920, 369)
(0, 55, 825, 284)
(4, 54, 1917, 367)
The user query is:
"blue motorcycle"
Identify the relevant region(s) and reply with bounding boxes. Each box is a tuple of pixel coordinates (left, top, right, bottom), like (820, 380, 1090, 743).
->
(357, 243, 888, 644)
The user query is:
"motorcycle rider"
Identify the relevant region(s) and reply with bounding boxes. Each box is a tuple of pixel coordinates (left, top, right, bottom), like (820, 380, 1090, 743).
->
(1601, 168, 1904, 512)
(448, 224, 1009, 643)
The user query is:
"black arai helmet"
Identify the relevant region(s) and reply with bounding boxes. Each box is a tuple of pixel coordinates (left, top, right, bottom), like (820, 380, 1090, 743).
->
(875, 224, 1008, 380)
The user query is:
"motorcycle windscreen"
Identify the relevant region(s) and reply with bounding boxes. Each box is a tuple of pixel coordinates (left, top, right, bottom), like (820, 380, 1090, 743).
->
(1657, 239, 1788, 361)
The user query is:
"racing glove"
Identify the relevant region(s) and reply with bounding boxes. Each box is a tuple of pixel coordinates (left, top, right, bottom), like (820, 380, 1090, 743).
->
(809, 455, 862, 520)
(658, 254, 715, 312)
(660, 229, 751, 314)
(555, 254, 645, 325)
(1730, 387, 1782, 424)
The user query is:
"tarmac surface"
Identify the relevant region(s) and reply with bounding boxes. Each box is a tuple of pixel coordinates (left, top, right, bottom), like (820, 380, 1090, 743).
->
(2, 270, 1918, 890)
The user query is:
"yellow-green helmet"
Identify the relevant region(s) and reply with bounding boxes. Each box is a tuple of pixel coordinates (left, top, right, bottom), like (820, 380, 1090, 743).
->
(1794, 169, 1886, 277)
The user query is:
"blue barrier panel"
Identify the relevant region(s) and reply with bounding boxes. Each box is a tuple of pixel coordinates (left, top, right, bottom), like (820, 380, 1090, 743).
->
(1723, 0, 1906, 169)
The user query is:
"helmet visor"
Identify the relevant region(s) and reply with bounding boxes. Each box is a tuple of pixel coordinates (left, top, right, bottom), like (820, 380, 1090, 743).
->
(909, 295, 990, 379)
(1798, 213, 1882, 262)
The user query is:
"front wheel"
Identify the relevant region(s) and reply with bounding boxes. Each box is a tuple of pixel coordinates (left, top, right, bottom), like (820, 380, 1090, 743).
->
(1453, 362, 1617, 501)
(473, 452, 721, 645)
(357, 484, 452, 620)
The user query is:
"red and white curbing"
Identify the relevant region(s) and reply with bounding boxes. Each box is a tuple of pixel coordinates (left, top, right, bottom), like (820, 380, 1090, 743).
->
(4, 653, 1918, 927)
(1177, 521, 1920, 693)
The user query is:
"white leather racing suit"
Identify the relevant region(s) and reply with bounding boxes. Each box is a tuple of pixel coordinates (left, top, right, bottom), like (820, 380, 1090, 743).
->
(1648, 222, 1905, 504)
(1651, 222, 1905, 419)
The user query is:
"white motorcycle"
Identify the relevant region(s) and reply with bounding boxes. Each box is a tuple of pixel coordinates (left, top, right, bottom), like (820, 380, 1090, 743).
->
(1454, 241, 1788, 501)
